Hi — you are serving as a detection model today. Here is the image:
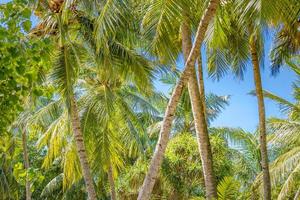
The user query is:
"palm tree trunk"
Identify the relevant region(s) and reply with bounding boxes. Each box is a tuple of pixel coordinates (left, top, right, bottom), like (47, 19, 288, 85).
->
(182, 20, 217, 199)
(250, 37, 271, 200)
(197, 53, 207, 121)
(108, 163, 117, 200)
(137, 1, 219, 199)
(70, 97, 97, 200)
(22, 130, 31, 200)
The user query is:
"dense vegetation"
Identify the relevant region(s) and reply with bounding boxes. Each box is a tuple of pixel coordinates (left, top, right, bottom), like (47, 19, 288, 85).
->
(0, 0, 299, 199)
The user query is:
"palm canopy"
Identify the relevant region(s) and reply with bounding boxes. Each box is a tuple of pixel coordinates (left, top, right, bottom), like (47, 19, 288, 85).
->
(205, 0, 299, 80)
(23, 73, 160, 194)
(26, 0, 160, 197)
(140, 0, 209, 63)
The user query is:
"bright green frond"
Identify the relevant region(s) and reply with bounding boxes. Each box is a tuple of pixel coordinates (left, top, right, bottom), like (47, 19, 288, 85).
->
(217, 176, 240, 200)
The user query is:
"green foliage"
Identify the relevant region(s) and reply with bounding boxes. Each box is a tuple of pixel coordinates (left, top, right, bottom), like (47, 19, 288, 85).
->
(0, 0, 299, 199)
(163, 133, 204, 198)
(116, 133, 235, 199)
(0, 0, 51, 134)
(217, 176, 240, 200)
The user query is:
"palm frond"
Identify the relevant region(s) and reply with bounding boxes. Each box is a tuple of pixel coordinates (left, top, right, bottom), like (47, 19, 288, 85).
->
(262, 90, 300, 116)
(267, 118, 300, 145)
(50, 43, 79, 107)
(277, 163, 300, 200)
(205, 94, 230, 123)
(41, 174, 63, 197)
(62, 143, 82, 189)
(94, 0, 128, 47)
(217, 176, 240, 200)
(141, 0, 185, 62)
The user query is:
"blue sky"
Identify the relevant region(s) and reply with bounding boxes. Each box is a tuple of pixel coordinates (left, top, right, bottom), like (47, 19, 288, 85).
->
(1, 0, 296, 132)
(202, 59, 295, 132)
(158, 38, 296, 132)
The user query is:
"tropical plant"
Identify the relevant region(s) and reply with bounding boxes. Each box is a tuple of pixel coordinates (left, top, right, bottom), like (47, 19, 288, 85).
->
(1, 0, 300, 199)
(0, 0, 50, 135)
(256, 58, 300, 199)
(138, 0, 221, 199)
(205, 0, 299, 198)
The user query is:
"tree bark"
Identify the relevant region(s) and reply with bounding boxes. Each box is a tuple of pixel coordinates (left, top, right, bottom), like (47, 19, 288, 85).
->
(137, 1, 219, 199)
(108, 163, 117, 200)
(250, 36, 271, 200)
(22, 130, 31, 200)
(197, 53, 207, 121)
(182, 20, 217, 199)
(70, 97, 97, 200)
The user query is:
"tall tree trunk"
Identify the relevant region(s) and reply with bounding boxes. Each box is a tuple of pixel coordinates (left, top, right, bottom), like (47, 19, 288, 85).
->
(250, 36, 271, 200)
(22, 130, 31, 200)
(108, 163, 117, 200)
(137, 1, 219, 199)
(70, 97, 97, 200)
(197, 53, 207, 121)
(182, 20, 217, 199)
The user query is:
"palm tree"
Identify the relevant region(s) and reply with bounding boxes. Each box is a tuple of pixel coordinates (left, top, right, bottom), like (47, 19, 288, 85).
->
(12, 110, 33, 200)
(205, 1, 299, 198)
(32, 0, 154, 198)
(80, 70, 159, 199)
(138, 1, 220, 199)
(54, 27, 97, 200)
(257, 58, 300, 199)
(209, 58, 300, 198)
(31, 0, 98, 198)
(21, 128, 31, 200)
(29, 2, 158, 198)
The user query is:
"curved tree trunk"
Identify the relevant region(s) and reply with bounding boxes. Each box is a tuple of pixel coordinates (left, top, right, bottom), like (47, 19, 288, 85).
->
(250, 37, 271, 200)
(22, 130, 31, 200)
(70, 97, 97, 200)
(108, 163, 117, 200)
(137, 1, 219, 199)
(182, 20, 217, 199)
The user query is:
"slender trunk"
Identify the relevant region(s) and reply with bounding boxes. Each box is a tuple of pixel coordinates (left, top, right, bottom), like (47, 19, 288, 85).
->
(197, 54, 207, 121)
(22, 130, 31, 200)
(182, 21, 217, 199)
(250, 37, 271, 200)
(108, 163, 117, 200)
(70, 97, 97, 200)
(137, 1, 219, 199)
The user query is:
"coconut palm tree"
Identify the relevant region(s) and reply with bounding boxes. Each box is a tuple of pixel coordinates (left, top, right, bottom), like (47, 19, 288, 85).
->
(31, 0, 98, 198)
(29, 77, 158, 199)
(182, 13, 217, 198)
(258, 57, 300, 199)
(138, 0, 220, 199)
(205, 1, 299, 198)
(208, 58, 300, 199)
(80, 70, 159, 199)
(31, 0, 156, 198)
